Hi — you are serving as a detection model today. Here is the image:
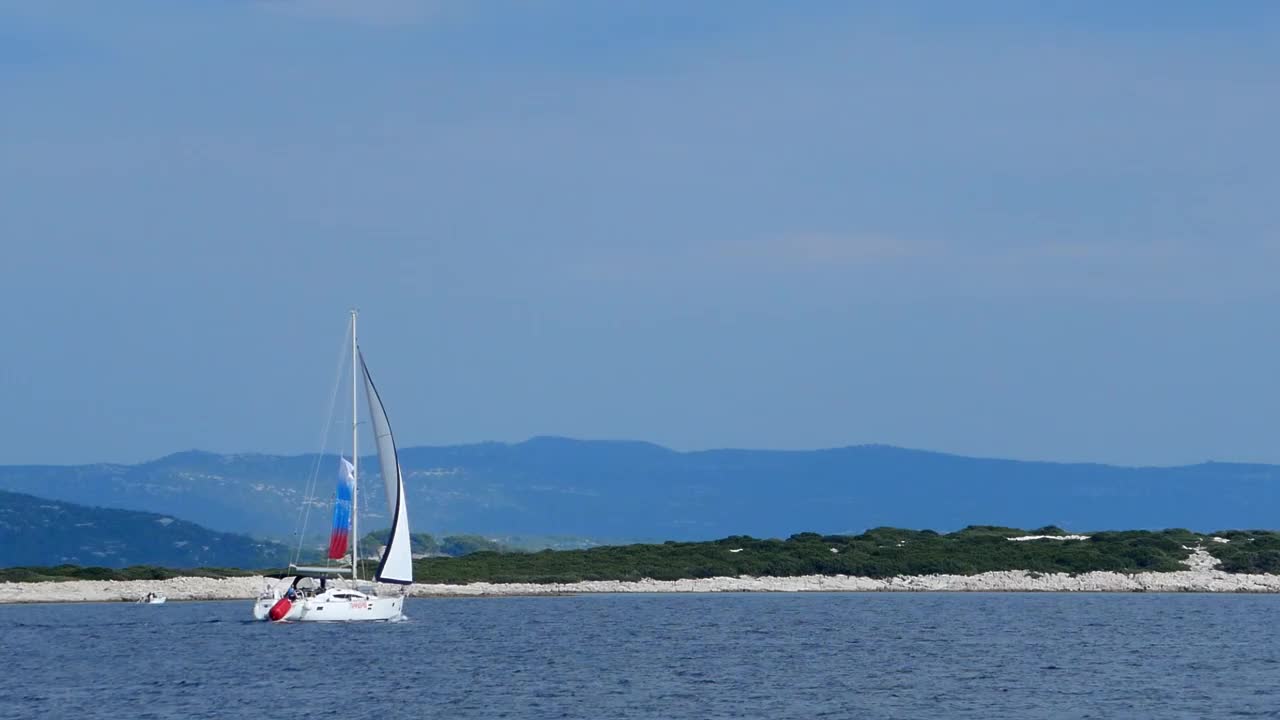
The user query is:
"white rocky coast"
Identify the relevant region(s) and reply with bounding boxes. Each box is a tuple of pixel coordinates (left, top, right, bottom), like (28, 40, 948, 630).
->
(3, 548, 1280, 603)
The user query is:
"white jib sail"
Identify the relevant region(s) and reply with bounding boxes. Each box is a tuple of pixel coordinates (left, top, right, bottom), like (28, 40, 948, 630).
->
(359, 351, 414, 584)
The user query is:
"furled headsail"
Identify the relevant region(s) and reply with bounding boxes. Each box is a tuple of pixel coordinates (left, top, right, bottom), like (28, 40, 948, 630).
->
(359, 351, 413, 584)
(327, 457, 356, 560)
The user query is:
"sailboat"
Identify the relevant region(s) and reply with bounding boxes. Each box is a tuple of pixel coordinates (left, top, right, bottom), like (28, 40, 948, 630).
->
(252, 310, 413, 622)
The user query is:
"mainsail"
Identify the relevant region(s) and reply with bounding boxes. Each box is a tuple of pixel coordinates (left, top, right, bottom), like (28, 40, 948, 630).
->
(327, 457, 356, 560)
(359, 351, 414, 584)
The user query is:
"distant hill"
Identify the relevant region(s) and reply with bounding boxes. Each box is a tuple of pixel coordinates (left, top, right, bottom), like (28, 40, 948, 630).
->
(358, 529, 511, 557)
(1, 438, 1279, 541)
(0, 490, 290, 568)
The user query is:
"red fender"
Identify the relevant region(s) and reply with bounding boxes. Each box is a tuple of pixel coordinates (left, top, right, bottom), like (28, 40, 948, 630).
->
(268, 597, 292, 621)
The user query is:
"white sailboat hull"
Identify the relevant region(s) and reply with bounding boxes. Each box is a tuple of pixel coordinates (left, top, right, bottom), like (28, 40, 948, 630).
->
(252, 584, 404, 622)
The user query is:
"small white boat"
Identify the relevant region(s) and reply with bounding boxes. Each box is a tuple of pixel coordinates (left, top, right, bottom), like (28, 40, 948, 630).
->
(252, 310, 412, 623)
(138, 593, 166, 604)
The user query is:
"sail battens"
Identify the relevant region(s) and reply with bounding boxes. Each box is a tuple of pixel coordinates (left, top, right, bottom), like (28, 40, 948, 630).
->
(359, 351, 414, 584)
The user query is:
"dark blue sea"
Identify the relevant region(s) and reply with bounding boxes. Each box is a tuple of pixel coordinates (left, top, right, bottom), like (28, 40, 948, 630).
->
(3, 593, 1279, 719)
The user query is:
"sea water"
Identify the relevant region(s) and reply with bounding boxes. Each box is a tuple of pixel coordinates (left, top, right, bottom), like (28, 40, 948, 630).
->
(3, 593, 1279, 719)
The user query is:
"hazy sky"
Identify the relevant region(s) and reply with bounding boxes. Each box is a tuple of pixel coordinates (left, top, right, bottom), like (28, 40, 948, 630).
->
(2, 1, 1278, 466)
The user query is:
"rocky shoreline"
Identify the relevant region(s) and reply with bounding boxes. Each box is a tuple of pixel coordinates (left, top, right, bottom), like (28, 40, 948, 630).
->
(3, 549, 1278, 604)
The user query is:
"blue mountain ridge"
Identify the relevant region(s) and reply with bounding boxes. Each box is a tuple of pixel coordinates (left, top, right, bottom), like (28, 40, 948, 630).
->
(1, 437, 1277, 541)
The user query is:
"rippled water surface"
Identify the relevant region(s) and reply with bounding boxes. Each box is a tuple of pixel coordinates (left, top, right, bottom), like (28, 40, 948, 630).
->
(4, 593, 1280, 719)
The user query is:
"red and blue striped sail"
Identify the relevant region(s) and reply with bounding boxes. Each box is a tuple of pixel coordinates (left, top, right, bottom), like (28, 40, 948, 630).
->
(327, 457, 356, 560)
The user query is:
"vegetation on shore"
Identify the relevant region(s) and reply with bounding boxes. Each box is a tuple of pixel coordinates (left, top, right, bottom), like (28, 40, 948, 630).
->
(1203, 531, 1280, 573)
(410, 526, 1206, 584)
(7, 527, 1280, 584)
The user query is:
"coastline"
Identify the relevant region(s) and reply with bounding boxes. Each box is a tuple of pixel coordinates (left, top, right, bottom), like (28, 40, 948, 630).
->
(4, 550, 1278, 604)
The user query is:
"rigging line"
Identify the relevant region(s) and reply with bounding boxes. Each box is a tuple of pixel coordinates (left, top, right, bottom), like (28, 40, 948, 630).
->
(291, 320, 352, 568)
(293, 325, 350, 568)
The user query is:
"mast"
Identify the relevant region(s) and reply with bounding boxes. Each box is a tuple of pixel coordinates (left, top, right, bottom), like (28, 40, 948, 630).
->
(350, 309, 359, 581)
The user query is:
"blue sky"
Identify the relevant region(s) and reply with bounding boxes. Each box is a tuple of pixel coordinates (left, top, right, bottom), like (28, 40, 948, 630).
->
(2, 1, 1278, 465)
